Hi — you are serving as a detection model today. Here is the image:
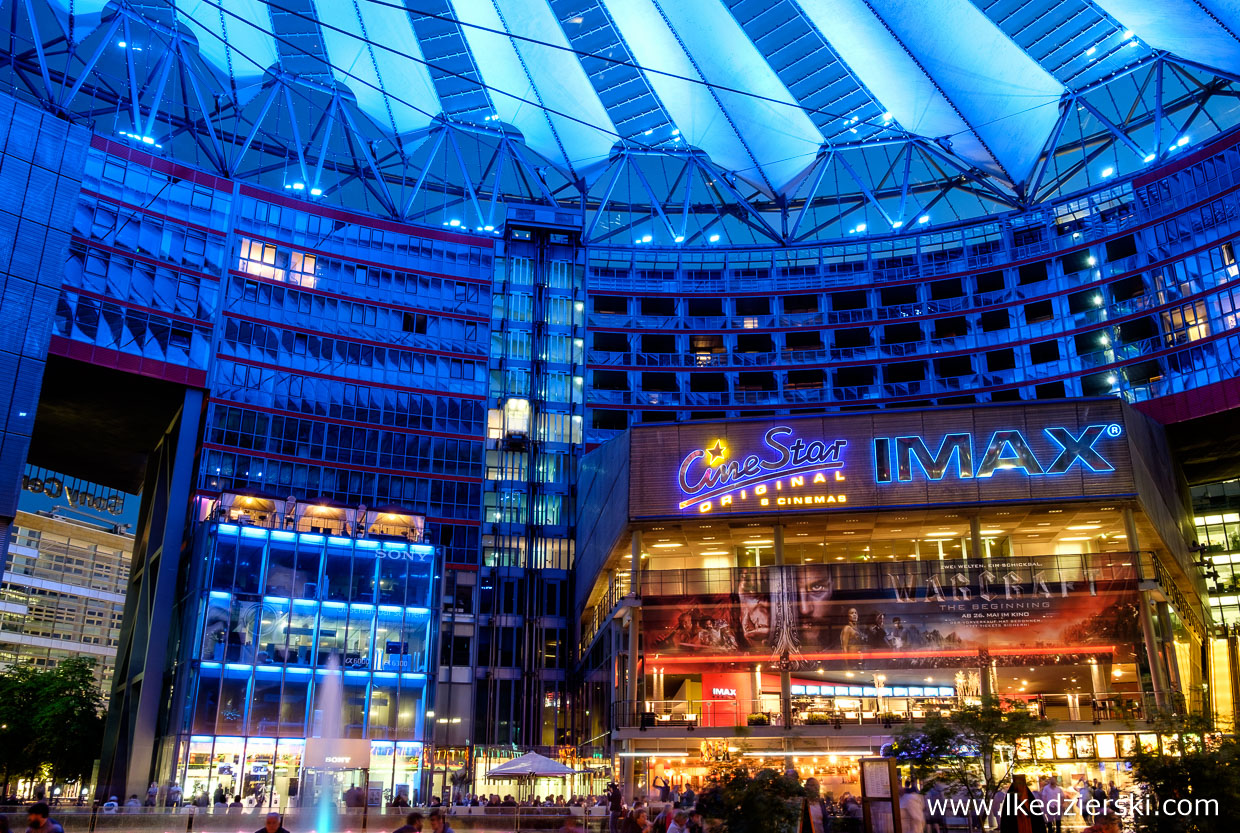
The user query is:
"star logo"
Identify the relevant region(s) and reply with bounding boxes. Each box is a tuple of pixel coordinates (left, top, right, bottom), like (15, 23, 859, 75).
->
(706, 440, 726, 464)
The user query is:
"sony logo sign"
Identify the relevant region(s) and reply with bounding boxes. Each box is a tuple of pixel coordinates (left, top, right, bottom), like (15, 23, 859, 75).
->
(325, 756, 352, 764)
(711, 687, 737, 698)
(22, 473, 125, 515)
(874, 424, 1121, 483)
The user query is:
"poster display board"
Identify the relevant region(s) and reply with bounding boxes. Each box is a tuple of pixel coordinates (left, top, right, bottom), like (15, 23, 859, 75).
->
(641, 555, 1140, 667)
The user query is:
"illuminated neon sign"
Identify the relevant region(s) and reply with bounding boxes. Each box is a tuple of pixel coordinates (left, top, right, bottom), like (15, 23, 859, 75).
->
(874, 424, 1121, 483)
(678, 427, 847, 510)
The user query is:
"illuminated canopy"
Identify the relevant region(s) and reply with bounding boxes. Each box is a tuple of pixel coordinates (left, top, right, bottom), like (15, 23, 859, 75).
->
(11, 0, 1240, 242)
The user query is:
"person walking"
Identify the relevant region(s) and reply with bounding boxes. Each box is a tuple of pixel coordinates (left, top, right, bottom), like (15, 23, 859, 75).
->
(253, 811, 291, 833)
(22, 803, 64, 833)
(899, 783, 926, 833)
(1040, 777, 1065, 833)
(429, 808, 456, 833)
(997, 777, 1047, 833)
(393, 811, 424, 833)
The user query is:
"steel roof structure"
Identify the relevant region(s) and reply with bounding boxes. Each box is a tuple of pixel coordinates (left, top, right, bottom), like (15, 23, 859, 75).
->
(2, 0, 1239, 244)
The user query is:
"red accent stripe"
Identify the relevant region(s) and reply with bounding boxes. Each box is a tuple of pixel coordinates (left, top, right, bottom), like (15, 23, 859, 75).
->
(445, 563, 480, 572)
(48, 335, 208, 387)
(1133, 127, 1240, 188)
(90, 135, 234, 192)
(1133, 375, 1240, 424)
(652, 645, 1116, 664)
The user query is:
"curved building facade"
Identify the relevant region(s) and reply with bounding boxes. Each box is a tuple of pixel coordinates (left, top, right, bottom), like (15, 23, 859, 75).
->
(582, 130, 1240, 441)
(0, 81, 1238, 804)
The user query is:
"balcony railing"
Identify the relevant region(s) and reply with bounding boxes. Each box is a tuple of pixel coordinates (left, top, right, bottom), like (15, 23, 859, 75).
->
(612, 693, 1152, 730)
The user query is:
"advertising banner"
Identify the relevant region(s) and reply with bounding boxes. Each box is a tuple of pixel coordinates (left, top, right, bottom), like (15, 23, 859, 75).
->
(628, 401, 1136, 520)
(641, 554, 1139, 668)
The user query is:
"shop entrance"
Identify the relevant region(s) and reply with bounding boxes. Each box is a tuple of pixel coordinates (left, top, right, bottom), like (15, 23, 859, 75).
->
(300, 766, 369, 811)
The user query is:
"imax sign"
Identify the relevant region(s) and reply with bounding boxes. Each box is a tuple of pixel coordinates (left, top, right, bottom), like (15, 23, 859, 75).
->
(874, 424, 1121, 483)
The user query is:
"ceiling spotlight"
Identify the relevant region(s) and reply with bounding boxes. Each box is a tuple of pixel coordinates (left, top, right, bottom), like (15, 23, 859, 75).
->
(1101, 167, 1114, 177)
(1176, 135, 1190, 147)
(918, 215, 929, 224)
(708, 234, 720, 243)
(1144, 153, 1156, 163)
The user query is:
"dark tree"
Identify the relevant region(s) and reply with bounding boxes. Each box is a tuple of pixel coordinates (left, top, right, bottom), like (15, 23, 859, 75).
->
(696, 768, 805, 833)
(883, 696, 1052, 827)
(0, 657, 105, 790)
(1129, 713, 1240, 833)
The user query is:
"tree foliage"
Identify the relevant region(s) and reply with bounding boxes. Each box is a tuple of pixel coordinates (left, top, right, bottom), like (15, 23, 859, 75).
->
(696, 768, 805, 833)
(1129, 712, 1240, 833)
(0, 657, 106, 788)
(883, 696, 1052, 808)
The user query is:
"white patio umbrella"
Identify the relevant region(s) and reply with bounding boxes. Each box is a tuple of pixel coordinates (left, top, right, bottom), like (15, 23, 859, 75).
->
(486, 751, 580, 801)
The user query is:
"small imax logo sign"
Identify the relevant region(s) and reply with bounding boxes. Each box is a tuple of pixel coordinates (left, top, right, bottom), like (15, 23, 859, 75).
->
(874, 424, 1121, 483)
(711, 687, 737, 698)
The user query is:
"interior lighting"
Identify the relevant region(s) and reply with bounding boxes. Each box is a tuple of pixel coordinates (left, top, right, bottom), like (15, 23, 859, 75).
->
(1094, 295, 1104, 305)
(651, 543, 682, 549)
(1067, 525, 1102, 531)
(1099, 335, 1110, 346)
(1123, 30, 1134, 39)
(700, 550, 729, 556)
(675, 235, 685, 243)
(484, 225, 494, 231)
(117, 41, 126, 47)
(292, 182, 305, 190)
(1107, 376, 1117, 385)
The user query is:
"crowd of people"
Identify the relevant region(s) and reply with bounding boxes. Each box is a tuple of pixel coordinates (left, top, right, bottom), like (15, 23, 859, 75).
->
(2, 772, 1135, 833)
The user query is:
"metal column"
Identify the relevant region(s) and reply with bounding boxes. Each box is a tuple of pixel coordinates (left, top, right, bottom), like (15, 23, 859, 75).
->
(1126, 506, 1169, 710)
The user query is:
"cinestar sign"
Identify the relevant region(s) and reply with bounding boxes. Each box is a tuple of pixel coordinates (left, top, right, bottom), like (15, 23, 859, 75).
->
(678, 426, 847, 510)
(874, 424, 1121, 483)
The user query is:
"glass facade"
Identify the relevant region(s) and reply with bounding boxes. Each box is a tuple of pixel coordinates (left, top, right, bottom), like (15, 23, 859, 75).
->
(582, 139, 1240, 442)
(0, 510, 130, 696)
(1, 80, 1239, 803)
(171, 520, 436, 806)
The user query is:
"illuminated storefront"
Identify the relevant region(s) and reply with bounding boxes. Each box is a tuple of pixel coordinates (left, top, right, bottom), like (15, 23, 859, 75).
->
(576, 399, 1210, 795)
(166, 494, 439, 807)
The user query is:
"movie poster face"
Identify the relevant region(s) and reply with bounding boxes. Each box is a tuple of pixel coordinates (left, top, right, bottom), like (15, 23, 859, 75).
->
(642, 554, 1138, 668)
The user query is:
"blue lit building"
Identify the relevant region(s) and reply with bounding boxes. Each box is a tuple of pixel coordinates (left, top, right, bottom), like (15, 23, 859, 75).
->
(0, 0, 1239, 806)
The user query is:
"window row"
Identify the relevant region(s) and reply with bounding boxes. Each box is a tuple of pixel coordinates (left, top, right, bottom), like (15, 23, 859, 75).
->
(67, 245, 218, 321)
(207, 404, 483, 477)
(199, 450, 481, 520)
(212, 360, 486, 435)
(229, 275, 483, 351)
